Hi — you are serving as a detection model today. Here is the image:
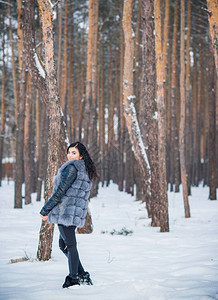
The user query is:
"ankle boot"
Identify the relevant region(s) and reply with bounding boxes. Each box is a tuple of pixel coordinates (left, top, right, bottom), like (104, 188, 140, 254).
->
(79, 271, 93, 285)
(62, 275, 80, 288)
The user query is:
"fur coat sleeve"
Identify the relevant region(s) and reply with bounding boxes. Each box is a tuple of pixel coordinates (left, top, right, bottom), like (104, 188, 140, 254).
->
(40, 164, 77, 216)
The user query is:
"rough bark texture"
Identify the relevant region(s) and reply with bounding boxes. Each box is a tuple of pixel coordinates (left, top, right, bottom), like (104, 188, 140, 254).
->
(180, 0, 191, 218)
(9, 0, 18, 119)
(206, 0, 218, 77)
(0, 11, 6, 185)
(141, 0, 160, 227)
(60, 0, 68, 112)
(208, 37, 217, 200)
(24, 73, 32, 205)
(154, 0, 169, 232)
(185, 0, 192, 195)
(170, 0, 179, 192)
(14, 61, 26, 208)
(22, 0, 48, 106)
(122, 0, 151, 202)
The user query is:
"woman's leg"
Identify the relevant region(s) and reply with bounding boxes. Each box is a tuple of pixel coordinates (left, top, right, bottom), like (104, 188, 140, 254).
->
(59, 235, 68, 257)
(58, 224, 84, 279)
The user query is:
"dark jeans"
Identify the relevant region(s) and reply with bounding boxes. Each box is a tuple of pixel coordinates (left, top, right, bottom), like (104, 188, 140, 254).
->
(58, 224, 85, 279)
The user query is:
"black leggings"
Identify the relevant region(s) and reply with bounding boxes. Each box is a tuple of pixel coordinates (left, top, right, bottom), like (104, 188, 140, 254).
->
(58, 224, 85, 279)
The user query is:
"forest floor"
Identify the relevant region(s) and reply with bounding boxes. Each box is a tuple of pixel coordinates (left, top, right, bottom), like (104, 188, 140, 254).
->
(0, 180, 217, 300)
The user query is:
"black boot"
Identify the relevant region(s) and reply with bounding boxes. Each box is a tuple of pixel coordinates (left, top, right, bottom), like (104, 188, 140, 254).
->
(79, 272, 93, 285)
(62, 275, 80, 288)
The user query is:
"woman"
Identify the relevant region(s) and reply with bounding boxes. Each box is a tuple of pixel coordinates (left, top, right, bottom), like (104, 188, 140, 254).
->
(40, 142, 97, 288)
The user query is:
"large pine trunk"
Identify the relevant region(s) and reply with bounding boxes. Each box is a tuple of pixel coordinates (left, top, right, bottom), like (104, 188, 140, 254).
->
(122, 0, 152, 210)
(154, 0, 169, 232)
(141, 0, 160, 227)
(36, 0, 68, 260)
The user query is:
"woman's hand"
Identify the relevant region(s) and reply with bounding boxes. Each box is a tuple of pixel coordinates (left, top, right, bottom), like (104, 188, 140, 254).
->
(40, 214, 48, 221)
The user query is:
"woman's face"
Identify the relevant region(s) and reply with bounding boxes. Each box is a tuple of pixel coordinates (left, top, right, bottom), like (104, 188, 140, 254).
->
(67, 147, 82, 161)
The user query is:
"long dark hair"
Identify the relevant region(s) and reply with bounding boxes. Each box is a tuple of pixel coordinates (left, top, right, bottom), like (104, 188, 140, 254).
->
(67, 141, 97, 181)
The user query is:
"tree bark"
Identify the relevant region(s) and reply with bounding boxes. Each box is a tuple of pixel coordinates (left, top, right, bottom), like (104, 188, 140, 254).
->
(122, 0, 151, 204)
(24, 73, 32, 205)
(170, 0, 179, 192)
(0, 11, 6, 186)
(141, 0, 160, 226)
(185, 0, 192, 195)
(154, 0, 169, 232)
(9, 0, 18, 120)
(180, 0, 191, 218)
(60, 0, 68, 113)
(206, 0, 218, 77)
(208, 37, 217, 200)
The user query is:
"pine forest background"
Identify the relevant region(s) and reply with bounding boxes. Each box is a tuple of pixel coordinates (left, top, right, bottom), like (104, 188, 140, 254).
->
(0, 0, 217, 248)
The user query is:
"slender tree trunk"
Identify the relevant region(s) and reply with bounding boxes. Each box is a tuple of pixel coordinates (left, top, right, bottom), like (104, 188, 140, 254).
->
(83, 0, 94, 147)
(192, 32, 198, 186)
(60, 0, 68, 112)
(69, 18, 74, 140)
(14, 0, 26, 208)
(14, 62, 26, 208)
(170, 0, 179, 192)
(119, 1, 125, 191)
(154, 0, 169, 232)
(134, 0, 142, 114)
(98, 43, 105, 183)
(36, 105, 48, 201)
(197, 16, 203, 185)
(185, 0, 192, 195)
(9, 0, 18, 120)
(57, 0, 63, 93)
(180, 0, 191, 218)
(24, 73, 32, 205)
(208, 37, 217, 200)
(206, 0, 218, 77)
(0, 11, 6, 186)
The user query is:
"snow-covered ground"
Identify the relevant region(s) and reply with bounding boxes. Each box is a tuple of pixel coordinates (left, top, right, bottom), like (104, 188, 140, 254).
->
(0, 180, 217, 300)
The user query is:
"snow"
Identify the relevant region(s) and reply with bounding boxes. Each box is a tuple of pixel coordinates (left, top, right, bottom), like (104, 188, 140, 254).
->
(34, 52, 45, 79)
(129, 101, 151, 176)
(0, 181, 218, 300)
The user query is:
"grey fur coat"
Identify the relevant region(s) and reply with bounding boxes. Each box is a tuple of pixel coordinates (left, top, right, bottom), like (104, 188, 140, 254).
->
(44, 159, 92, 227)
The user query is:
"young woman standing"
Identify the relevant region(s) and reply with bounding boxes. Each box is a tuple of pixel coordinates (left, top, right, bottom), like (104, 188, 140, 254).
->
(40, 142, 97, 288)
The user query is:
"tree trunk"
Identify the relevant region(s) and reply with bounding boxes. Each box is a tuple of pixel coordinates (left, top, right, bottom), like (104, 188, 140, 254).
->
(36, 104, 48, 201)
(9, 0, 18, 120)
(122, 0, 151, 203)
(24, 73, 32, 205)
(60, 0, 68, 113)
(185, 0, 192, 195)
(180, 0, 191, 218)
(206, 0, 218, 77)
(170, 0, 179, 192)
(36, 0, 69, 260)
(208, 37, 217, 200)
(154, 0, 169, 232)
(57, 0, 63, 94)
(0, 11, 6, 186)
(119, 1, 125, 192)
(141, 0, 160, 226)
